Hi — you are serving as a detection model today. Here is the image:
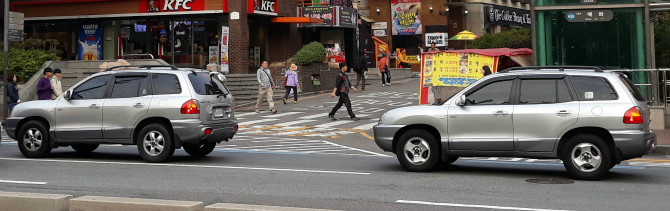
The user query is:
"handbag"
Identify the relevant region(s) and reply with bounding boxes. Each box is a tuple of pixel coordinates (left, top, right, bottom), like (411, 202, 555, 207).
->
(363, 72, 368, 79)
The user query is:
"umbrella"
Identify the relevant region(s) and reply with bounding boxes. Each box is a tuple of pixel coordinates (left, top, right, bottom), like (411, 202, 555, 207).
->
(449, 30, 479, 49)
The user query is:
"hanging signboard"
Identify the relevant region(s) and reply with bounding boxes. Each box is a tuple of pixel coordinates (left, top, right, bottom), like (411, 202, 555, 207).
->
(298, 6, 357, 28)
(565, 10, 613, 22)
(391, 0, 422, 35)
(77, 23, 103, 60)
(8, 12, 24, 42)
(221, 26, 230, 74)
(140, 0, 205, 13)
(485, 4, 531, 27)
(338, 7, 357, 28)
(373, 30, 387, 37)
(425, 32, 448, 47)
(372, 22, 387, 30)
(248, 0, 279, 16)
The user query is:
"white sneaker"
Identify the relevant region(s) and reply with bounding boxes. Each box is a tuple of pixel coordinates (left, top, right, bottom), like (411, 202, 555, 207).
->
(382, 84, 386, 87)
(388, 83, 392, 86)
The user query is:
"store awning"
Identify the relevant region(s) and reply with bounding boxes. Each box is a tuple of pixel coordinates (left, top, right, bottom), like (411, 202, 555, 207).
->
(271, 17, 323, 24)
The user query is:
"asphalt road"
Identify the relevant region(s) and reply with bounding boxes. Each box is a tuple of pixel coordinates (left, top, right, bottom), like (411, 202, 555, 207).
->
(1, 77, 670, 211)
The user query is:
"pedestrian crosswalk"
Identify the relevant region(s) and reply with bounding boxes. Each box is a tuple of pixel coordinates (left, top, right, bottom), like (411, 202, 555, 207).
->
(220, 135, 391, 157)
(235, 111, 380, 135)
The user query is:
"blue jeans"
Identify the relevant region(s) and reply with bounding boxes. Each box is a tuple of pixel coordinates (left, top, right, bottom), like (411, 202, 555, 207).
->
(7, 103, 16, 113)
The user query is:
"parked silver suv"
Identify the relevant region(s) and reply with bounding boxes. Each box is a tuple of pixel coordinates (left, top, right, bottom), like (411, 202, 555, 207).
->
(6, 65, 238, 162)
(374, 66, 656, 180)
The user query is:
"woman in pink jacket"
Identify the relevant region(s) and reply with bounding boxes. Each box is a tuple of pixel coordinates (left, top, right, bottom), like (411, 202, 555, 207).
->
(283, 64, 301, 104)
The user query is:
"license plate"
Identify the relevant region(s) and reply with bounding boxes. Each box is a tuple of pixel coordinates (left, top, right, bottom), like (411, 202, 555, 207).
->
(214, 107, 224, 118)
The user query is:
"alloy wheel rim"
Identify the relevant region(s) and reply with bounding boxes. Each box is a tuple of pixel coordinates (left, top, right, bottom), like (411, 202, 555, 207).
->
(403, 137, 431, 165)
(22, 128, 42, 152)
(571, 143, 603, 173)
(143, 131, 165, 156)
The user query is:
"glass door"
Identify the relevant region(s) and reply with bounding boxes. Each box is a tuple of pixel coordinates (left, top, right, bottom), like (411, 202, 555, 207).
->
(172, 20, 193, 66)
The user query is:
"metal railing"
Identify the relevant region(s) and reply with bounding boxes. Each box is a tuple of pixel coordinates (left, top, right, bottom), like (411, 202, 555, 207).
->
(610, 68, 670, 108)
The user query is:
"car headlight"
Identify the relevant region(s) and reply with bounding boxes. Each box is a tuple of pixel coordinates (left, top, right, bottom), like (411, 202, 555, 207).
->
(379, 112, 387, 124)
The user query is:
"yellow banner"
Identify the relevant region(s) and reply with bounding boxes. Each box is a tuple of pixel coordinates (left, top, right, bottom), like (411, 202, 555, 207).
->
(424, 52, 496, 87)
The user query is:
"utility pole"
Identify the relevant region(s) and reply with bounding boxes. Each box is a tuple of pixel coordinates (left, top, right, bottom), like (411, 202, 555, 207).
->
(3, 0, 9, 120)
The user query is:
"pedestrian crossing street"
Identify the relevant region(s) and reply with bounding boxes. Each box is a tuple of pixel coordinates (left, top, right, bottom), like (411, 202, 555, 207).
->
(217, 135, 391, 157)
(235, 111, 380, 138)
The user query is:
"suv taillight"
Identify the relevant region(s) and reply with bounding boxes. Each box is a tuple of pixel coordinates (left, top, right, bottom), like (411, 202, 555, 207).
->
(624, 107, 643, 124)
(181, 99, 200, 114)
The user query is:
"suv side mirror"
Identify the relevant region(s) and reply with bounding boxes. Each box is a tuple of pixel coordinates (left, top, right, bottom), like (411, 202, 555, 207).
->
(63, 90, 71, 101)
(456, 95, 466, 106)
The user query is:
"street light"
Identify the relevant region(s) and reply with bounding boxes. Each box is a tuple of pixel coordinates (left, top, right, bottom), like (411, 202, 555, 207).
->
(464, 9, 469, 15)
(376, 7, 380, 14)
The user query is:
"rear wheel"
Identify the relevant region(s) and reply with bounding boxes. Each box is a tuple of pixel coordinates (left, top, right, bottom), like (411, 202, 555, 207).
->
(183, 142, 216, 158)
(137, 124, 174, 163)
(17, 121, 52, 158)
(395, 129, 441, 172)
(561, 134, 613, 180)
(71, 144, 99, 153)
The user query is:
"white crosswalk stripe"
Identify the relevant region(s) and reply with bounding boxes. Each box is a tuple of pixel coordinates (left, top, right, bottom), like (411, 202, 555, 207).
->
(263, 112, 303, 118)
(352, 122, 379, 130)
(299, 113, 327, 119)
(313, 120, 354, 128)
(275, 119, 317, 126)
(238, 119, 279, 126)
(219, 135, 391, 157)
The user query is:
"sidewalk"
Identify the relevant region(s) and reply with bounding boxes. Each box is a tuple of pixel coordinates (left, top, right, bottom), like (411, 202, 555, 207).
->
(652, 129, 670, 155)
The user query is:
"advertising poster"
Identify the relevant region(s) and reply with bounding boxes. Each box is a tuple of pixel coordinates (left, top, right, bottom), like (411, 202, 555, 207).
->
(220, 26, 230, 73)
(391, 0, 422, 35)
(423, 52, 497, 87)
(77, 23, 103, 60)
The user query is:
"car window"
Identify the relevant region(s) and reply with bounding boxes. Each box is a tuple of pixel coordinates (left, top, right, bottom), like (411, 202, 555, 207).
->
(139, 76, 152, 96)
(520, 79, 556, 104)
(72, 75, 111, 100)
(618, 74, 645, 102)
(188, 72, 230, 95)
(558, 79, 573, 103)
(570, 76, 617, 101)
(111, 77, 143, 98)
(466, 80, 513, 105)
(152, 74, 181, 95)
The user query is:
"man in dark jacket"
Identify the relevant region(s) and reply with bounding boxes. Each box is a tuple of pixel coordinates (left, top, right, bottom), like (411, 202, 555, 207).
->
(354, 54, 368, 91)
(329, 62, 359, 121)
(36, 68, 53, 100)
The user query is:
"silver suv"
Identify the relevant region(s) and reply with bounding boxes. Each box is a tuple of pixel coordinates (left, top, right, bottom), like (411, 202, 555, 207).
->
(6, 65, 238, 162)
(374, 66, 656, 180)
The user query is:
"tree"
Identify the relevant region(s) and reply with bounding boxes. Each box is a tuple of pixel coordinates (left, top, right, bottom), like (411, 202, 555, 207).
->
(470, 28, 531, 49)
(292, 42, 327, 66)
(654, 12, 670, 68)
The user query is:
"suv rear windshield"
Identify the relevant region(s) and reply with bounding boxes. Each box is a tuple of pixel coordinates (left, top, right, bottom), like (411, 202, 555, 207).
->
(618, 74, 645, 102)
(188, 72, 230, 95)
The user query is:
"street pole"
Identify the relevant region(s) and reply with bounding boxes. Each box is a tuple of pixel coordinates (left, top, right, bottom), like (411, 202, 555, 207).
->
(3, 0, 9, 120)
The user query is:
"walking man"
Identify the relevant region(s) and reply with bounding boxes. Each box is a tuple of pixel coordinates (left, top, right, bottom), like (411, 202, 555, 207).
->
(37, 68, 53, 100)
(51, 69, 63, 99)
(378, 54, 390, 86)
(354, 53, 367, 91)
(329, 62, 359, 121)
(256, 61, 277, 114)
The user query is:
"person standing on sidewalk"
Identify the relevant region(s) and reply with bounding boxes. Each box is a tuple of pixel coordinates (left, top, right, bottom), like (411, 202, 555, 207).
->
(5, 73, 21, 113)
(378, 54, 390, 87)
(51, 69, 63, 99)
(428, 42, 440, 52)
(283, 64, 300, 104)
(354, 53, 368, 91)
(329, 62, 359, 121)
(37, 68, 53, 100)
(256, 61, 277, 114)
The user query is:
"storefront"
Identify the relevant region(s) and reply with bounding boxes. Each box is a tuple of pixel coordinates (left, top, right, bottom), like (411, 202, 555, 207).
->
(12, 0, 306, 73)
(298, 5, 359, 66)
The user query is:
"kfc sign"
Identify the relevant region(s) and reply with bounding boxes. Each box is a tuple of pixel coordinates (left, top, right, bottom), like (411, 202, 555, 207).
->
(141, 0, 204, 13)
(248, 0, 278, 16)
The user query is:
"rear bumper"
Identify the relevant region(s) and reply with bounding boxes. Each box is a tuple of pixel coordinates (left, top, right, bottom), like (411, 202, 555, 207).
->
(611, 130, 656, 159)
(372, 124, 403, 152)
(171, 119, 237, 144)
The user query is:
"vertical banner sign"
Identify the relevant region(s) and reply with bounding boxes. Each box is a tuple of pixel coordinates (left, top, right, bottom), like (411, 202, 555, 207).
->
(427, 52, 497, 87)
(391, 0, 422, 35)
(220, 26, 230, 73)
(77, 23, 103, 60)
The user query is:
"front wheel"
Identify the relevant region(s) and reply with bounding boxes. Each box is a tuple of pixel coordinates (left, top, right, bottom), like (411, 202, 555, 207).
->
(17, 120, 52, 158)
(183, 142, 216, 158)
(395, 129, 441, 172)
(561, 134, 613, 180)
(137, 124, 174, 163)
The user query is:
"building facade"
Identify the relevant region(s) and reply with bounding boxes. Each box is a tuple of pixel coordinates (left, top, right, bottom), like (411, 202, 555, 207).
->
(11, 0, 305, 74)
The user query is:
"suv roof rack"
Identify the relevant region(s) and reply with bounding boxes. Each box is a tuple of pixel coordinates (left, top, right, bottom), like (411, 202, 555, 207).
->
(499, 66, 604, 73)
(104, 65, 179, 72)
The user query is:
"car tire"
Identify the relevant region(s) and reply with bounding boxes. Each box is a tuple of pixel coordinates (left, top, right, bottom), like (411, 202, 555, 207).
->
(183, 142, 216, 158)
(395, 129, 441, 172)
(136, 124, 174, 163)
(444, 156, 459, 165)
(71, 144, 99, 153)
(561, 134, 613, 180)
(17, 120, 52, 158)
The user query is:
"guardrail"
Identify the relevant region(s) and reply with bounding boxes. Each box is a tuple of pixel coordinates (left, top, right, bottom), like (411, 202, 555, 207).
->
(610, 68, 670, 108)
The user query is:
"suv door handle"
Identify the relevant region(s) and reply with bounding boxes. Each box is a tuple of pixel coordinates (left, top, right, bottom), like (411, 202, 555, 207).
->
(89, 104, 100, 110)
(133, 103, 145, 108)
(556, 110, 572, 117)
(494, 110, 508, 117)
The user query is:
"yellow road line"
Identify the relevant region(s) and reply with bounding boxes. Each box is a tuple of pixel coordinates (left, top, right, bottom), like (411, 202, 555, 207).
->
(241, 125, 282, 132)
(359, 132, 374, 140)
(628, 158, 670, 163)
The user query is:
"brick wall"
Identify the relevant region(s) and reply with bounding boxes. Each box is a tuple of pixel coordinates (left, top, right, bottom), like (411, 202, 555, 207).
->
(228, 0, 250, 74)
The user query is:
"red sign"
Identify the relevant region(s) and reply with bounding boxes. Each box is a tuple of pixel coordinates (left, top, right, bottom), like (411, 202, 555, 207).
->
(139, 0, 205, 13)
(247, 0, 278, 16)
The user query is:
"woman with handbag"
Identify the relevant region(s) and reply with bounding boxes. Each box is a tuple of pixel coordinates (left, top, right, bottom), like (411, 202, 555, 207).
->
(283, 64, 300, 104)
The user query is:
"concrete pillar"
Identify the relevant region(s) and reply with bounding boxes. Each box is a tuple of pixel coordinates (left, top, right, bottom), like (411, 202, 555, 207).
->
(228, 0, 250, 74)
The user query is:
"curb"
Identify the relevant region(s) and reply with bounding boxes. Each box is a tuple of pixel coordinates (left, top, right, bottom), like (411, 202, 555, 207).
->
(650, 145, 670, 156)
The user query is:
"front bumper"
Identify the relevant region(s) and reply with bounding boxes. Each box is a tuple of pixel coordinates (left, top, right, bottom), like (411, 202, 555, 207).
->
(372, 124, 404, 152)
(171, 119, 237, 144)
(611, 130, 657, 159)
(5, 117, 24, 140)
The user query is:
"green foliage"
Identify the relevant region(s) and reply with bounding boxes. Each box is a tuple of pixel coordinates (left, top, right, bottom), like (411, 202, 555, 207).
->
(0, 39, 58, 82)
(292, 42, 327, 66)
(654, 12, 670, 68)
(470, 29, 531, 49)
